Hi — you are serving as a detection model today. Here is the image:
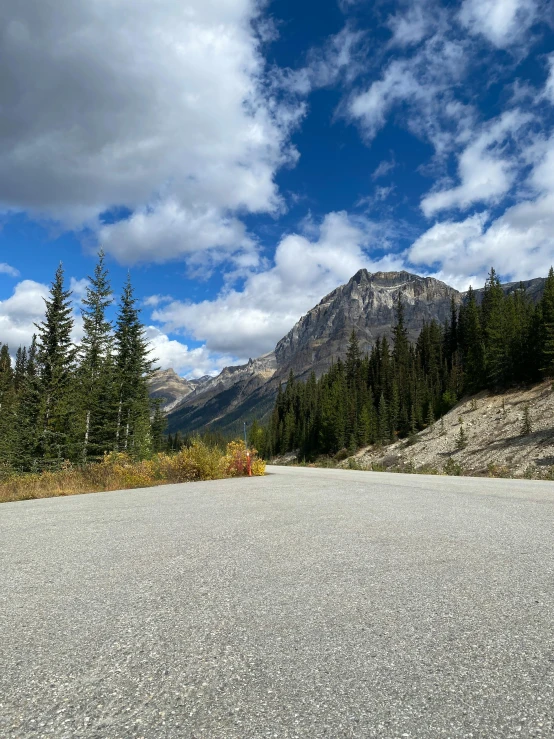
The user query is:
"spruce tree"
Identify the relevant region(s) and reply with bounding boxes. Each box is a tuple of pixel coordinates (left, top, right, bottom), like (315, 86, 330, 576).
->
(0, 344, 16, 465)
(13, 337, 42, 470)
(113, 274, 156, 457)
(540, 267, 554, 377)
(77, 250, 115, 461)
(35, 264, 77, 465)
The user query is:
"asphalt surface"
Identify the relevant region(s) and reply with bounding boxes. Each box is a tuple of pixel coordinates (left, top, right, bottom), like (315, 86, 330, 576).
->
(1, 466, 554, 739)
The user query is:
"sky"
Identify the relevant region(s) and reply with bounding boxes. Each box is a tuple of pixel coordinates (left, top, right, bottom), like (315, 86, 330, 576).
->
(1, 0, 553, 377)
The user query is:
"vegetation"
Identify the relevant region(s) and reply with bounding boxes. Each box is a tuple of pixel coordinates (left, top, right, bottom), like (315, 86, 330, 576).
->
(255, 267, 554, 461)
(0, 439, 265, 504)
(0, 253, 265, 500)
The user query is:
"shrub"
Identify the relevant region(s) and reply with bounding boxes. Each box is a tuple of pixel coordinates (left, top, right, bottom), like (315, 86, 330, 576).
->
(1, 438, 267, 503)
(251, 458, 266, 476)
(444, 458, 463, 476)
(220, 439, 266, 477)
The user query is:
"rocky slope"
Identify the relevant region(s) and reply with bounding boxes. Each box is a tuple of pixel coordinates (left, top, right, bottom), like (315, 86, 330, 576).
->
(161, 270, 547, 436)
(275, 269, 459, 378)
(339, 381, 554, 478)
(165, 352, 277, 436)
(149, 369, 195, 412)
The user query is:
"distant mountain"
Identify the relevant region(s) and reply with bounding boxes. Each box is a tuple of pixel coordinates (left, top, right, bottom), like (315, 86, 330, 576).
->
(149, 368, 195, 413)
(157, 270, 546, 437)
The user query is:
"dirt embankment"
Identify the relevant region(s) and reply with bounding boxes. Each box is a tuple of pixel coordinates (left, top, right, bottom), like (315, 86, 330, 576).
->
(343, 381, 554, 478)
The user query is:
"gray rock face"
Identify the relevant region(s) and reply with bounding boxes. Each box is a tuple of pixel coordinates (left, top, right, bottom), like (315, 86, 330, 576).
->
(184, 352, 277, 402)
(275, 270, 460, 378)
(149, 368, 194, 412)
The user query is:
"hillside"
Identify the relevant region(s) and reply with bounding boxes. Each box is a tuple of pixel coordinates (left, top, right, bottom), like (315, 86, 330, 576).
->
(158, 270, 547, 436)
(340, 381, 554, 478)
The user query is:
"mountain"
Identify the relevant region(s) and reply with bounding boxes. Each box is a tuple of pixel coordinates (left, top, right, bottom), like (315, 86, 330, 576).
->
(158, 270, 546, 437)
(149, 368, 195, 413)
(275, 269, 459, 378)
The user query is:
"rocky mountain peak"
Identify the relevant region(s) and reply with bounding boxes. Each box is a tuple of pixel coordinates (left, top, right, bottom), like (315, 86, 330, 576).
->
(275, 270, 460, 377)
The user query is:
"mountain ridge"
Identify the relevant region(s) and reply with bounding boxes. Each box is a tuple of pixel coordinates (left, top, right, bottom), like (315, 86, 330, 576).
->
(152, 270, 546, 435)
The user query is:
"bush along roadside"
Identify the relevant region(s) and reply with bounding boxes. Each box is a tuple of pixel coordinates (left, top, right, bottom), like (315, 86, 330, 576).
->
(0, 439, 266, 504)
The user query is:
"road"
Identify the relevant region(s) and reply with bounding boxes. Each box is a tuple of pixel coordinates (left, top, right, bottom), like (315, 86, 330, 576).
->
(1, 466, 553, 738)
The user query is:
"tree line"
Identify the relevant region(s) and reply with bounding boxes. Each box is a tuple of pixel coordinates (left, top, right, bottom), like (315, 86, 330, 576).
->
(0, 252, 166, 471)
(254, 268, 554, 460)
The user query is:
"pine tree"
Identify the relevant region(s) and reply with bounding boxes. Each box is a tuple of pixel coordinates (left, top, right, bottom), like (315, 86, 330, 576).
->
(0, 344, 16, 465)
(113, 274, 156, 457)
(77, 250, 115, 461)
(377, 393, 389, 445)
(540, 267, 554, 377)
(459, 287, 485, 392)
(35, 264, 77, 465)
(150, 399, 167, 453)
(13, 337, 42, 470)
(455, 424, 468, 450)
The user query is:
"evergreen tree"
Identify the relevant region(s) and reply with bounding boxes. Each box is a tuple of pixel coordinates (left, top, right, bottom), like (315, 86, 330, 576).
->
(77, 250, 115, 461)
(35, 264, 77, 465)
(540, 267, 554, 376)
(0, 344, 16, 465)
(13, 336, 42, 470)
(459, 287, 485, 392)
(113, 275, 156, 457)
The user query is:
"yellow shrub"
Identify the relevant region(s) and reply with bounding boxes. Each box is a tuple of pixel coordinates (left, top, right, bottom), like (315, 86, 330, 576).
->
(251, 457, 266, 476)
(220, 439, 266, 477)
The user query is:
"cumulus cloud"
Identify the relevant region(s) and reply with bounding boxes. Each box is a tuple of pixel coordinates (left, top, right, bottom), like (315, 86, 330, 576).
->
(458, 0, 539, 48)
(0, 0, 301, 265)
(0, 280, 49, 349)
(97, 200, 258, 268)
(145, 326, 233, 378)
(408, 135, 554, 286)
(152, 211, 405, 359)
(421, 110, 533, 216)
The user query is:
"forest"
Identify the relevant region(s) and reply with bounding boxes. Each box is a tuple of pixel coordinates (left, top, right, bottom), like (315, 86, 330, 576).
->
(254, 268, 554, 461)
(0, 252, 165, 472)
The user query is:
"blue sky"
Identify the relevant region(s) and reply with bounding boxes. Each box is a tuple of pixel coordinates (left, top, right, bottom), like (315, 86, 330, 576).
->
(1, 0, 553, 376)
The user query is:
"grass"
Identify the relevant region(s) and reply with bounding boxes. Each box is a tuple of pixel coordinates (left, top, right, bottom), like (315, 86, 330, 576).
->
(0, 439, 266, 504)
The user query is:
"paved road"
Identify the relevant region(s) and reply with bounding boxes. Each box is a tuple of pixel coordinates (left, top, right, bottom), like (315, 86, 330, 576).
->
(1, 467, 554, 738)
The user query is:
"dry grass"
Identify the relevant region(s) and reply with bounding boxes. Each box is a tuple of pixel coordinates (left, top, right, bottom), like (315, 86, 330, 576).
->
(0, 439, 266, 504)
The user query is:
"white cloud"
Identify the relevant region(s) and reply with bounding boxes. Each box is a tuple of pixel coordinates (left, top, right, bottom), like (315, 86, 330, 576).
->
(421, 110, 533, 216)
(145, 326, 233, 378)
(152, 211, 405, 359)
(409, 135, 554, 286)
(0, 263, 20, 278)
(273, 26, 366, 95)
(407, 212, 488, 284)
(348, 34, 470, 150)
(387, 2, 432, 47)
(458, 0, 539, 48)
(0, 279, 49, 349)
(97, 200, 258, 268)
(0, 0, 302, 265)
(372, 158, 397, 180)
